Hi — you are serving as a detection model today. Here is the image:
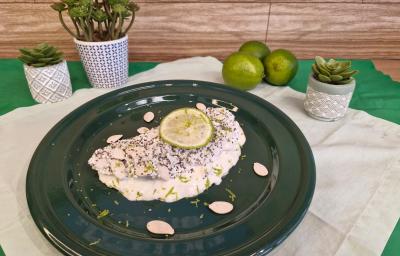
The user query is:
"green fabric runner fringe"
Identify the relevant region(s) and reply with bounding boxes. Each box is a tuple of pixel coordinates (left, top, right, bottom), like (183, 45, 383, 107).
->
(0, 59, 398, 255)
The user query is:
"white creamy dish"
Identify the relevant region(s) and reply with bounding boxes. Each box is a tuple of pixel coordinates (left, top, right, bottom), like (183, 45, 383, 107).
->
(88, 107, 246, 202)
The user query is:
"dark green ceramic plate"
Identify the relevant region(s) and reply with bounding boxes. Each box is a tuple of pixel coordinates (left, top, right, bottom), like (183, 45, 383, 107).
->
(26, 80, 315, 256)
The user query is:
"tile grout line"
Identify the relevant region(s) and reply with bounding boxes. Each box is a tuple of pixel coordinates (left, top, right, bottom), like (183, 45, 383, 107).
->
(265, 3, 271, 44)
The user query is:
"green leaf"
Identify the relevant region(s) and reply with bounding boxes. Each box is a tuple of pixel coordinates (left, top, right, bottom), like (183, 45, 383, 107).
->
(318, 74, 331, 83)
(31, 63, 48, 67)
(127, 1, 139, 12)
(49, 59, 63, 65)
(311, 64, 319, 75)
(50, 51, 64, 58)
(121, 10, 131, 18)
(38, 57, 55, 63)
(51, 2, 66, 12)
(19, 48, 34, 57)
(43, 47, 57, 56)
(315, 57, 331, 76)
(327, 58, 335, 65)
(332, 62, 351, 75)
(315, 56, 326, 67)
(341, 70, 358, 79)
(18, 56, 34, 64)
(335, 78, 353, 85)
(330, 74, 343, 82)
(112, 4, 127, 13)
(37, 42, 49, 49)
(92, 9, 107, 22)
(69, 6, 90, 18)
(317, 64, 331, 76)
(29, 51, 46, 59)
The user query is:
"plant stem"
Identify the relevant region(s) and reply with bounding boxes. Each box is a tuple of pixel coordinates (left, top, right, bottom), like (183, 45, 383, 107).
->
(99, 22, 104, 40)
(72, 18, 81, 39)
(87, 4, 93, 41)
(58, 11, 78, 38)
(123, 12, 136, 35)
(78, 18, 89, 41)
(86, 19, 93, 41)
(104, 20, 109, 37)
(115, 13, 124, 39)
(110, 12, 117, 40)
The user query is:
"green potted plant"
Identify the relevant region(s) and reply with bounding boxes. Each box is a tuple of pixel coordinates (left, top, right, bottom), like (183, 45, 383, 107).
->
(304, 56, 359, 121)
(18, 43, 72, 103)
(51, 0, 139, 88)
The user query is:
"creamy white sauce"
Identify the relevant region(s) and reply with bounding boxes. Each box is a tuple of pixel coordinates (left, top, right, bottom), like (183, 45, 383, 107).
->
(88, 107, 246, 202)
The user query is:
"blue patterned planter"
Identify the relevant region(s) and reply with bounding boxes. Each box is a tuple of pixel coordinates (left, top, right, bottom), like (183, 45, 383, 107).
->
(74, 36, 128, 88)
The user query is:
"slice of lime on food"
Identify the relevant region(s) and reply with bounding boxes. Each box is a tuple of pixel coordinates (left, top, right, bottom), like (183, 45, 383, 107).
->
(160, 108, 214, 149)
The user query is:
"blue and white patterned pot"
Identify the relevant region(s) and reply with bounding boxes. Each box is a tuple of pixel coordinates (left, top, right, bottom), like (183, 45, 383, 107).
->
(74, 36, 128, 88)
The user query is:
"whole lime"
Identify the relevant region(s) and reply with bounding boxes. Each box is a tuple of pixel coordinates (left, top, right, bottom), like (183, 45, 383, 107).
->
(222, 52, 264, 91)
(239, 41, 270, 61)
(263, 49, 298, 86)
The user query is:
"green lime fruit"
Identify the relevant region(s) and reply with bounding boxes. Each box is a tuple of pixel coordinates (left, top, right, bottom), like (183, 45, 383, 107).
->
(239, 40, 271, 61)
(222, 52, 264, 91)
(263, 49, 298, 86)
(160, 108, 214, 149)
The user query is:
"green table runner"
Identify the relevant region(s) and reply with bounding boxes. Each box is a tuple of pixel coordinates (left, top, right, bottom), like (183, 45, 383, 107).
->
(0, 59, 399, 255)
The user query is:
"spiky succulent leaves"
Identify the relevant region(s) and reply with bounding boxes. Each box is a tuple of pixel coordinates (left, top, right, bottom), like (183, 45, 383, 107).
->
(112, 4, 127, 13)
(18, 43, 64, 68)
(69, 5, 90, 18)
(312, 56, 358, 85)
(92, 9, 107, 22)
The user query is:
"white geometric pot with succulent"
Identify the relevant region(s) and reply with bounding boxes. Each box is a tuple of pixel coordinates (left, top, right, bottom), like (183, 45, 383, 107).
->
(51, 0, 140, 88)
(74, 36, 129, 88)
(19, 43, 72, 104)
(304, 56, 358, 122)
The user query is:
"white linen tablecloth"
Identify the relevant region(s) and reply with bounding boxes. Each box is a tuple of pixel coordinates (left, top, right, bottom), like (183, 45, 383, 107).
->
(0, 57, 399, 256)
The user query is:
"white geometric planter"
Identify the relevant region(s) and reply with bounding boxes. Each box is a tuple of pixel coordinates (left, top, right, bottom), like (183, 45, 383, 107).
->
(304, 75, 356, 122)
(23, 60, 72, 104)
(74, 36, 128, 88)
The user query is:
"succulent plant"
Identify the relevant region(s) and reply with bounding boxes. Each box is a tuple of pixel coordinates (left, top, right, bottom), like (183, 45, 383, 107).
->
(51, 0, 139, 42)
(312, 56, 358, 85)
(18, 43, 63, 68)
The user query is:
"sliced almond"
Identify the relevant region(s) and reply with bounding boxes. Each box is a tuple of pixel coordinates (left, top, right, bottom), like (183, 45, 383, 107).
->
(137, 127, 149, 134)
(146, 220, 174, 235)
(208, 201, 234, 215)
(253, 162, 268, 176)
(106, 134, 123, 143)
(196, 103, 207, 111)
(143, 112, 155, 123)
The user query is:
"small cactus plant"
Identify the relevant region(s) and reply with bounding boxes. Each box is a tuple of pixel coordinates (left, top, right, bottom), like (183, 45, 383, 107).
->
(312, 56, 358, 85)
(18, 43, 64, 68)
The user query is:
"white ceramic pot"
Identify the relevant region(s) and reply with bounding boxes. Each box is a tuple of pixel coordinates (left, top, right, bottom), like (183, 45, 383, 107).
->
(304, 75, 356, 121)
(74, 36, 128, 88)
(23, 60, 72, 103)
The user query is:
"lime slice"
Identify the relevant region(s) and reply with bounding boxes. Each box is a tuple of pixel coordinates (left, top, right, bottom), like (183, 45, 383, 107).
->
(160, 108, 214, 149)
